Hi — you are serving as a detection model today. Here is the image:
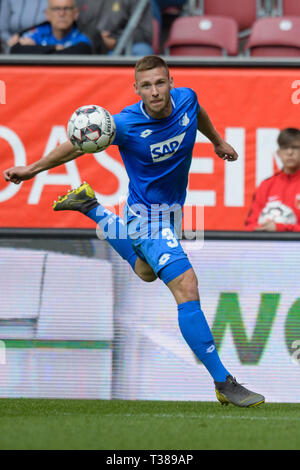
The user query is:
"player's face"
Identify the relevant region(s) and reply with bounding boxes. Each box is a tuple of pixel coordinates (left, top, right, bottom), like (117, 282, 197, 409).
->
(134, 67, 174, 119)
(278, 139, 300, 174)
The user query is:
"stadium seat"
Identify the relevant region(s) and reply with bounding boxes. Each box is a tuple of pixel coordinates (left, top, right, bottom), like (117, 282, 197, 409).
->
(203, 0, 262, 32)
(185, 0, 273, 41)
(165, 15, 239, 56)
(244, 16, 300, 57)
(273, 0, 300, 16)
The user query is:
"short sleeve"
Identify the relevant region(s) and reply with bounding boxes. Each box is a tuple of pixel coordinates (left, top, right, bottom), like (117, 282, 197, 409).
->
(112, 111, 129, 147)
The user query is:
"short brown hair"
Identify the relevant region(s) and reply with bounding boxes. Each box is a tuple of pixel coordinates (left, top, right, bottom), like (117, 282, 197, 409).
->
(135, 55, 169, 80)
(277, 128, 300, 147)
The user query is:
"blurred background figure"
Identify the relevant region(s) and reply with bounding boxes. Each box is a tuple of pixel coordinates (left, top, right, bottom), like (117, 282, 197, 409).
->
(104, 0, 154, 56)
(151, 0, 187, 26)
(0, 0, 48, 53)
(245, 128, 300, 232)
(77, 0, 154, 56)
(150, 0, 187, 50)
(76, 0, 111, 53)
(10, 0, 92, 55)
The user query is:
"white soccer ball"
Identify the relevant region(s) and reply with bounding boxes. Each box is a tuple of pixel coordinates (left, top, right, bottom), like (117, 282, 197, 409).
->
(258, 201, 297, 225)
(67, 105, 116, 153)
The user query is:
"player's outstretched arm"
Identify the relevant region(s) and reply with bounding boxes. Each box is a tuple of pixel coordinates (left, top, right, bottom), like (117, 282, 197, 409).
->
(197, 107, 238, 162)
(3, 140, 84, 184)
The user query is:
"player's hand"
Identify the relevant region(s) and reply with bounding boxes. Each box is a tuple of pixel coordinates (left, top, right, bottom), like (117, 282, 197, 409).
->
(214, 140, 238, 162)
(254, 220, 277, 232)
(3, 166, 33, 184)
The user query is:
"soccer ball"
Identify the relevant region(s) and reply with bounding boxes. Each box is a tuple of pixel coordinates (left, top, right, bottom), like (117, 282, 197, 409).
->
(67, 105, 116, 153)
(258, 201, 297, 225)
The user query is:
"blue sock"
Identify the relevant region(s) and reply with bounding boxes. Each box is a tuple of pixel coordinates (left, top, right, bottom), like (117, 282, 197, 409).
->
(178, 300, 230, 382)
(86, 205, 137, 271)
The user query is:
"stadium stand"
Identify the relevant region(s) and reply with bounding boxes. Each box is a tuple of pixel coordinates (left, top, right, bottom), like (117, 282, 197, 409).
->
(165, 15, 239, 56)
(245, 16, 300, 57)
(152, 16, 161, 54)
(185, 0, 272, 37)
(244, 16, 300, 57)
(109, 0, 154, 56)
(150, 0, 188, 51)
(0, 0, 47, 53)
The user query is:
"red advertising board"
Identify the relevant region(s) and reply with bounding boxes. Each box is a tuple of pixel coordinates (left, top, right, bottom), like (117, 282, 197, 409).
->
(0, 65, 300, 230)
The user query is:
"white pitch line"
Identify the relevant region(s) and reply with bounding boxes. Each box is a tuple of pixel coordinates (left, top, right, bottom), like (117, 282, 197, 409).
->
(109, 412, 300, 422)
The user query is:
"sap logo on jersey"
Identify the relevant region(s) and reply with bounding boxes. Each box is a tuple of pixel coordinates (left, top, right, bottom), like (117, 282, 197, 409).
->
(150, 132, 186, 163)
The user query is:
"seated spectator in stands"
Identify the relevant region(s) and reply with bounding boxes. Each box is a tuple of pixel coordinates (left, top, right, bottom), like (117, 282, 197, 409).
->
(245, 128, 300, 232)
(75, 0, 111, 54)
(0, 0, 47, 53)
(96, 0, 154, 56)
(151, 0, 187, 27)
(150, 0, 187, 47)
(10, 0, 92, 55)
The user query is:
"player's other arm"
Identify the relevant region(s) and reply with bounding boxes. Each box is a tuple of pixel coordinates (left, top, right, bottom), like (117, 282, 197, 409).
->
(3, 140, 84, 184)
(197, 107, 238, 161)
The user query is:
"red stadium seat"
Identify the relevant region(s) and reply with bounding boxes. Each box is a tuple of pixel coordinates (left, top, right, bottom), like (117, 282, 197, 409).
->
(245, 16, 300, 57)
(203, 0, 260, 31)
(165, 15, 238, 56)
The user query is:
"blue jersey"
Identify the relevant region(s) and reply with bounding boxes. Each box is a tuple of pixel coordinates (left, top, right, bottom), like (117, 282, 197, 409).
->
(113, 87, 200, 210)
(22, 22, 91, 47)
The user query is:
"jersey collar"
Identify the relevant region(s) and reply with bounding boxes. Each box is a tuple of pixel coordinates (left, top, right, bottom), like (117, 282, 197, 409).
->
(140, 96, 176, 120)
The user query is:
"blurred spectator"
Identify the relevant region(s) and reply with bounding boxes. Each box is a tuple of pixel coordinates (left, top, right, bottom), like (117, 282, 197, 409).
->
(151, 0, 187, 27)
(150, 0, 187, 47)
(0, 0, 47, 53)
(85, 0, 154, 56)
(245, 128, 300, 232)
(75, 0, 111, 53)
(76, 0, 112, 31)
(10, 0, 92, 55)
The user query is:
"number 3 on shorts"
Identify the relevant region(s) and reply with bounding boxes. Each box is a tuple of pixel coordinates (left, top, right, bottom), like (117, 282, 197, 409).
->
(162, 228, 178, 248)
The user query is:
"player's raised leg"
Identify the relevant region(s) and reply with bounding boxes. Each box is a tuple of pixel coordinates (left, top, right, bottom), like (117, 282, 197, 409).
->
(52, 182, 156, 281)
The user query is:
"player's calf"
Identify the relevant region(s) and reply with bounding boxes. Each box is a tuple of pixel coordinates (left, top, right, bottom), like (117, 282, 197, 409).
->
(167, 268, 199, 304)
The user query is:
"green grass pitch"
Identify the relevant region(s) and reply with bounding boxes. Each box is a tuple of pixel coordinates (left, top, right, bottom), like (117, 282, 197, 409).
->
(0, 399, 299, 450)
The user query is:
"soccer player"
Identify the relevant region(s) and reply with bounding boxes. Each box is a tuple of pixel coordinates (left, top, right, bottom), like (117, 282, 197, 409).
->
(3, 55, 264, 407)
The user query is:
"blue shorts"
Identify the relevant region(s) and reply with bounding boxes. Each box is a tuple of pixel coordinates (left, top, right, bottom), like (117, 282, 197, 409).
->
(125, 203, 191, 282)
